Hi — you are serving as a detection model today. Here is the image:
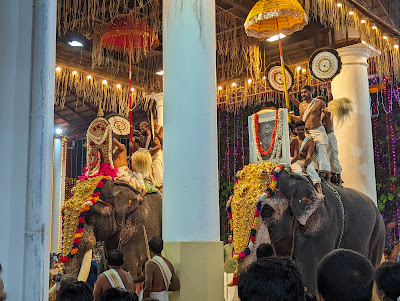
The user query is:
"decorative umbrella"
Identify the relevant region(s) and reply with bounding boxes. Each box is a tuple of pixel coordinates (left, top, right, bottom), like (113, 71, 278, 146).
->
(101, 17, 159, 143)
(244, 0, 308, 111)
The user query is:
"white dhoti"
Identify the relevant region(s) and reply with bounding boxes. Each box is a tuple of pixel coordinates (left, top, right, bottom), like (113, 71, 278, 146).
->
(327, 132, 342, 174)
(224, 272, 238, 301)
(150, 291, 169, 301)
(150, 150, 163, 188)
(116, 166, 145, 191)
(306, 126, 331, 172)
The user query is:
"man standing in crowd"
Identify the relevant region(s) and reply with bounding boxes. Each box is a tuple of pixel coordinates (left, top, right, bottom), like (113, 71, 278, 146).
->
(93, 249, 135, 301)
(291, 86, 331, 182)
(224, 234, 238, 301)
(143, 237, 180, 301)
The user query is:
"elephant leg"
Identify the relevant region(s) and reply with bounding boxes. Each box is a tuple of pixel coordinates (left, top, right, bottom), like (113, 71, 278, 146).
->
(295, 228, 336, 295)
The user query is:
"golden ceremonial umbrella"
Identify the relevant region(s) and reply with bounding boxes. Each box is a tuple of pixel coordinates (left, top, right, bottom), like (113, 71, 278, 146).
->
(244, 0, 308, 111)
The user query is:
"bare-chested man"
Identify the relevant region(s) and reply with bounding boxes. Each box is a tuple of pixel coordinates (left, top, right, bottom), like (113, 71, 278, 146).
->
(291, 121, 323, 195)
(318, 95, 343, 186)
(291, 85, 331, 181)
(113, 138, 145, 192)
(143, 237, 180, 301)
(93, 249, 135, 301)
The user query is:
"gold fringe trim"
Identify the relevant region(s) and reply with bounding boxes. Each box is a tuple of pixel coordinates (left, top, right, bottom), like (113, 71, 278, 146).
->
(55, 65, 153, 116)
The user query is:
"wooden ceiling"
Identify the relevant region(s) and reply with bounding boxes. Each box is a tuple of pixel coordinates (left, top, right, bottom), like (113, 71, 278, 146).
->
(55, 0, 400, 138)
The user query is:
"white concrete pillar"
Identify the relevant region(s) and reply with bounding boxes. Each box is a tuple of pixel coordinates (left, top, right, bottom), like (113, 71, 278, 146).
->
(162, 0, 223, 300)
(0, 1, 56, 300)
(51, 138, 65, 253)
(331, 42, 379, 203)
(148, 92, 164, 126)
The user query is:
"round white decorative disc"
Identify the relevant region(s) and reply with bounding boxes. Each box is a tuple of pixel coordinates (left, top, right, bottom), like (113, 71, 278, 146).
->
(267, 64, 293, 92)
(310, 49, 341, 81)
(108, 115, 130, 136)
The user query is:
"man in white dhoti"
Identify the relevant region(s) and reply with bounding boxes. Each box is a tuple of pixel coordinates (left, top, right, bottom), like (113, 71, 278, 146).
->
(143, 237, 180, 301)
(139, 122, 163, 188)
(93, 249, 135, 301)
(291, 86, 331, 182)
(290, 121, 323, 196)
(319, 95, 343, 186)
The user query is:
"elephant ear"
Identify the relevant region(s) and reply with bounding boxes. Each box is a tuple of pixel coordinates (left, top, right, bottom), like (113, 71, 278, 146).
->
(278, 171, 323, 226)
(113, 182, 141, 227)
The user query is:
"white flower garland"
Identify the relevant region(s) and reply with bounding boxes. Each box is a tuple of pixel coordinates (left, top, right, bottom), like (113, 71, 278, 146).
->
(251, 114, 264, 162)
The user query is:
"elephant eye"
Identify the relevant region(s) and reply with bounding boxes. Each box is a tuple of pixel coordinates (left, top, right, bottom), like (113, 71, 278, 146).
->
(257, 169, 267, 179)
(239, 185, 249, 197)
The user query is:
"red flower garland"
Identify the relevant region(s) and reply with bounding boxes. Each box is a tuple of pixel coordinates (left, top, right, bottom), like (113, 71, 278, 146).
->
(254, 110, 279, 156)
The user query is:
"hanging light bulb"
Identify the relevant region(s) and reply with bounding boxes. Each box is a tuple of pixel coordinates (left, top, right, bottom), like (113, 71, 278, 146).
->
(116, 84, 121, 89)
(372, 25, 377, 30)
(337, 3, 342, 7)
(232, 82, 237, 87)
(218, 86, 223, 90)
(361, 19, 366, 24)
(297, 66, 301, 71)
(72, 71, 77, 76)
(349, 11, 354, 15)
(102, 80, 107, 85)
(248, 79, 252, 84)
(262, 76, 267, 80)
(394, 45, 399, 49)
(383, 36, 388, 40)
(131, 88, 135, 92)
(55, 67, 61, 72)
(87, 75, 92, 80)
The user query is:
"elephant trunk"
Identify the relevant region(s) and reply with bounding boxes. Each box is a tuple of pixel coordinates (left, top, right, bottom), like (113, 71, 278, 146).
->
(63, 225, 96, 279)
(238, 216, 271, 271)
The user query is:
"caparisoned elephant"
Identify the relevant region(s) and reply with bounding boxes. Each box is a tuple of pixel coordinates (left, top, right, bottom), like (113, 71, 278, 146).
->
(238, 171, 385, 294)
(63, 181, 162, 279)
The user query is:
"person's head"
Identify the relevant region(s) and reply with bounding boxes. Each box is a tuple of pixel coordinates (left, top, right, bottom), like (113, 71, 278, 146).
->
(238, 257, 304, 301)
(294, 121, 306, 138)
(316, 249, 373, 301)
(106, 249, 124, 267)
(140, 122, 150, 136)
(98, 245, 104, 253)
(100, 288, 138, 301)
(58, 274, 78, 296)
(228, 234, 233, 243)
(50, 259, 58, 269)
(58, 281, 93, 301)
(301, 85, 312, 101)
(383, 248, 392, 261)
(256, 243, 276, 260)
(375, 261, 400, 301)
(148, 237, 163, 255)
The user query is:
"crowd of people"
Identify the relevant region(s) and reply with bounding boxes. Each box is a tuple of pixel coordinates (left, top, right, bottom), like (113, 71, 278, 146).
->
(44, 237, 179, 301)
(230, 242, 400, 301)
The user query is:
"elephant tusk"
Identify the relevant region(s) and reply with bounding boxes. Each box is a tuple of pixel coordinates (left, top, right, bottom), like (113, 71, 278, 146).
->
(77, 249, 93, 282)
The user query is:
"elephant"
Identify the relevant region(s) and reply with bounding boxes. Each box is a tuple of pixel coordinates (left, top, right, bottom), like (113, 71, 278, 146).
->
(63, 180, 162, 280)
(238, 170, 385, 295)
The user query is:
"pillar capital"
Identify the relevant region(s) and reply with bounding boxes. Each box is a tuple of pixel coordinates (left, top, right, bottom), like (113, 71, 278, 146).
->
(336, 42, 380, 68)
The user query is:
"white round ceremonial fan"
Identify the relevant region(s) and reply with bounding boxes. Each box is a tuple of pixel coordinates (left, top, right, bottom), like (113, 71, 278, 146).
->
(107, 114, 130, 138)
(266, 62, 294, 92)
(309, 49, 342, 82)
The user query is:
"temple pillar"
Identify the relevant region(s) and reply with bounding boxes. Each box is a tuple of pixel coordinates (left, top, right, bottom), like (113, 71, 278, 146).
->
(0, 0, 56, 300)
(51, 138, 66, 253)
(148, 92, 164, 126)
(162, 0, 223, 300)
(331, 42, 379, 203)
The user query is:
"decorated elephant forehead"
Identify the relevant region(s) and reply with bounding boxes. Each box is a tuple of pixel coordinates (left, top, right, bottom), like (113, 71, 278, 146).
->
(231, 161, 279, 255)
(88, 118, 109, 137)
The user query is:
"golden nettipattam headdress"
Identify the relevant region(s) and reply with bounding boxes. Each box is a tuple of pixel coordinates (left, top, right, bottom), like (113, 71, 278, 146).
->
(228, 161, 282, 259)
(85, 108, 114, 176)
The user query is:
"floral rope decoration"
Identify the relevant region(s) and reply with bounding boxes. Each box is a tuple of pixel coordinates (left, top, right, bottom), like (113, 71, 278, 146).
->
(59, 177, 109, 263)
(254, 110, 279, 156)
(227, 165, 283, 260)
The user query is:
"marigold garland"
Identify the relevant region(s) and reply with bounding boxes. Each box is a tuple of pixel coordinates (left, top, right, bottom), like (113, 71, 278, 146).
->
(59, 177, 109, 263)
(254, 110, 279, 156)
(227, 165, 283, 260)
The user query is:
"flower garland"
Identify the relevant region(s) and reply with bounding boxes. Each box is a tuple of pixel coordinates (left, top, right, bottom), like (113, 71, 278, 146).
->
(270, 110, 284, 162)
(254, 110, 279, 156)
(59, 177, 109, 263)
(227, 165, 283, 260)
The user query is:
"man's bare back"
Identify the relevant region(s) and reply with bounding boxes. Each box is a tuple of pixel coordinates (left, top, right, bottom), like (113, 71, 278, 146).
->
(93, 268, 134, 301)
(144, 255, 180, 298)
(113, 138, 128, 168)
